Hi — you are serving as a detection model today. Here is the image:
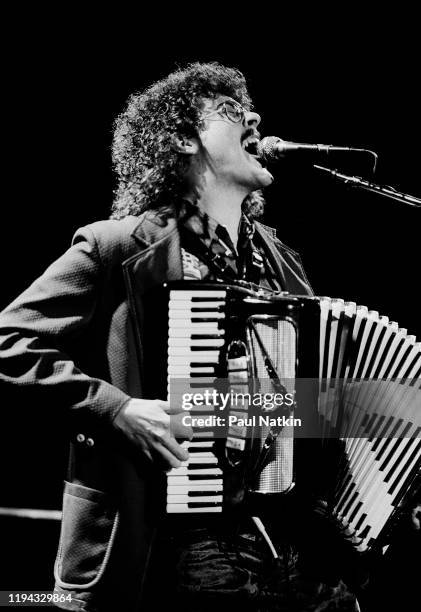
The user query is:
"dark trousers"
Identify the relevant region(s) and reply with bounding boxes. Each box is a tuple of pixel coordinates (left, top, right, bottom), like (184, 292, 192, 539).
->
(143, 496, 361, 611)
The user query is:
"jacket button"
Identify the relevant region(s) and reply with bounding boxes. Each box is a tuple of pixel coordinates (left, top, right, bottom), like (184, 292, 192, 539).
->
(86, 438, 95, 447)
(76, 433, 85, 443)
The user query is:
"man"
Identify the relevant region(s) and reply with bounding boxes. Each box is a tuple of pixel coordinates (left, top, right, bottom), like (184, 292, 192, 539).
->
(0, 63, 361, 611)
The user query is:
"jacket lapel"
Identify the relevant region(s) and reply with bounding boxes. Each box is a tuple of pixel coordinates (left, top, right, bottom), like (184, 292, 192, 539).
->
(121, 213, 183, 383)
(255, 222, 314, 296)
(123, 212, 183, 295)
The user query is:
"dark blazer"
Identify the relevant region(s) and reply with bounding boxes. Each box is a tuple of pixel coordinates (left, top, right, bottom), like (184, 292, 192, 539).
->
(0, 211, 313, 611)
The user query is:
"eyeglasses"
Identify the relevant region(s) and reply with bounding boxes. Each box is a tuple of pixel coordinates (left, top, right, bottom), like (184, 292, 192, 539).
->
(201, 99, 246, 124)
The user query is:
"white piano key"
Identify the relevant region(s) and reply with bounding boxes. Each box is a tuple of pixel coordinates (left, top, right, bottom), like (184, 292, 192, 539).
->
(169, 311, 225, 320)
(169, 337, 225, 347)
(169, 328, 225, 338)
(168, 366, 216, 375)
(176, 451, 217, 460)
(169, 320, 220, 329)
(167, 494, 223, 504)
(185, 455, 218, 464)
(180, 441, 215, 449)
(167, 505, 222, 513)
(167, 477, 223, 486)
(168, 352, 220, 363)
(170, 290, 227, 299)
(169, 300, 225, 309)
(167, 484, 223, 494)
(168, 467, 223, 476)
(168, 348, 220, 357)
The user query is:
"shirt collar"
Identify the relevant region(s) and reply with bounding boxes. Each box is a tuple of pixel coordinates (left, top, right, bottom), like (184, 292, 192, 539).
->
(180, 200, 255, 243)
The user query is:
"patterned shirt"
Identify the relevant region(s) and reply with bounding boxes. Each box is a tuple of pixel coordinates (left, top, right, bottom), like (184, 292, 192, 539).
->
(179, 203, 282, 292)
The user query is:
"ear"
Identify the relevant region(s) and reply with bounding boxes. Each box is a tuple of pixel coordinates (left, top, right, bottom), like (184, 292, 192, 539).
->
(171, 134, 200, 155)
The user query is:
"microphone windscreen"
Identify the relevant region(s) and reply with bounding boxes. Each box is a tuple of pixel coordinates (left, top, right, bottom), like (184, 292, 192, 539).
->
(257, 136, 281, 162)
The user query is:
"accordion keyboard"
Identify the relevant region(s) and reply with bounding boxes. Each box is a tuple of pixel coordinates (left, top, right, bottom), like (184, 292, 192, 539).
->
(166, 288, 227, 513)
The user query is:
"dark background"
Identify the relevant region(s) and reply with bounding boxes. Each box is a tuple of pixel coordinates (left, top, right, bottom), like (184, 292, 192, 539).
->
(0, 12, 419, 598)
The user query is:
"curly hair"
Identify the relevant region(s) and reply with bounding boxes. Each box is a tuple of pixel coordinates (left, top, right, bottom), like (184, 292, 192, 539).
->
(110, 62, 265, 220)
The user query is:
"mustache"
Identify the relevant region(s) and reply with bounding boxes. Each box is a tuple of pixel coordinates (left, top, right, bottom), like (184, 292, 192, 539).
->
(241, 128, 261, 142)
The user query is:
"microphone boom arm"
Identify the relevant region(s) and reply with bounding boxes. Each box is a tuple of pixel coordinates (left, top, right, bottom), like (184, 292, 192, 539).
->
(313, 164, 421, 208)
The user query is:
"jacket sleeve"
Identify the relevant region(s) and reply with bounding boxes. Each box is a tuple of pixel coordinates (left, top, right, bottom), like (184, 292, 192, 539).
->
(0, 225, 131, 429)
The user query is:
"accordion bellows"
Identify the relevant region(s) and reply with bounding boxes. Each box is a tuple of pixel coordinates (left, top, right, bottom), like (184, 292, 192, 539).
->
(318, 297, 420, 548)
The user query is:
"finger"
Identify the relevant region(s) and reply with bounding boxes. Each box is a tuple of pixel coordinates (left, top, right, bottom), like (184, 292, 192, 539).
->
(132, 436, 154, 463)
(160, 400, 185, 416)
(158, 434, 189, 461)
(152, 441, 187, 469)
(141, 448, 153, 463)
(170, 412, 194, 440)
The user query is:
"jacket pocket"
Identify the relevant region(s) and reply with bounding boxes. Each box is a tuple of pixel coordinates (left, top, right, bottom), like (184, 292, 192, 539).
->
(54, 481, 119, 589)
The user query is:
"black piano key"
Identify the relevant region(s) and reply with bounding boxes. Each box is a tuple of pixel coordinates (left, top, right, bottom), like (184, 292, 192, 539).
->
(187, 490, 222, 497)
(190, 345, 222, 351)
(191, 297, 225, 302)
(190, 362, 219, 368)
(188, 474, 222, 480)
(191, 334, 224, 339)
(191, 307, 224, 312)
(186, 463, 219, 470)
(187, 501, 222, 508)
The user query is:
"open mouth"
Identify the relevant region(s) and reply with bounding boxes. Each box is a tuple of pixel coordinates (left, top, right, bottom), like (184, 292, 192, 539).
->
(241, 135, 267, 168)
(241, 135, 259, 157)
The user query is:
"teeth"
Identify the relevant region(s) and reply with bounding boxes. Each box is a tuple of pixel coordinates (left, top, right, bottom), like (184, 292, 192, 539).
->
(242, 137, 259, 151)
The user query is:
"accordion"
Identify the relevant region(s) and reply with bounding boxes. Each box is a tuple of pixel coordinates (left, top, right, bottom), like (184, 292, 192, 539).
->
(140, 281, 420, 552)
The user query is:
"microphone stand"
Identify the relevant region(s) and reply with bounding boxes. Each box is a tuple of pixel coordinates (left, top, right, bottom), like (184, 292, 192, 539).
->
(313, 164, 421, 208)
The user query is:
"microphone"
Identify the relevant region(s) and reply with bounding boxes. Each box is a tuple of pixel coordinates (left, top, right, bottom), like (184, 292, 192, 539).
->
(257, 136, 376, 164)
